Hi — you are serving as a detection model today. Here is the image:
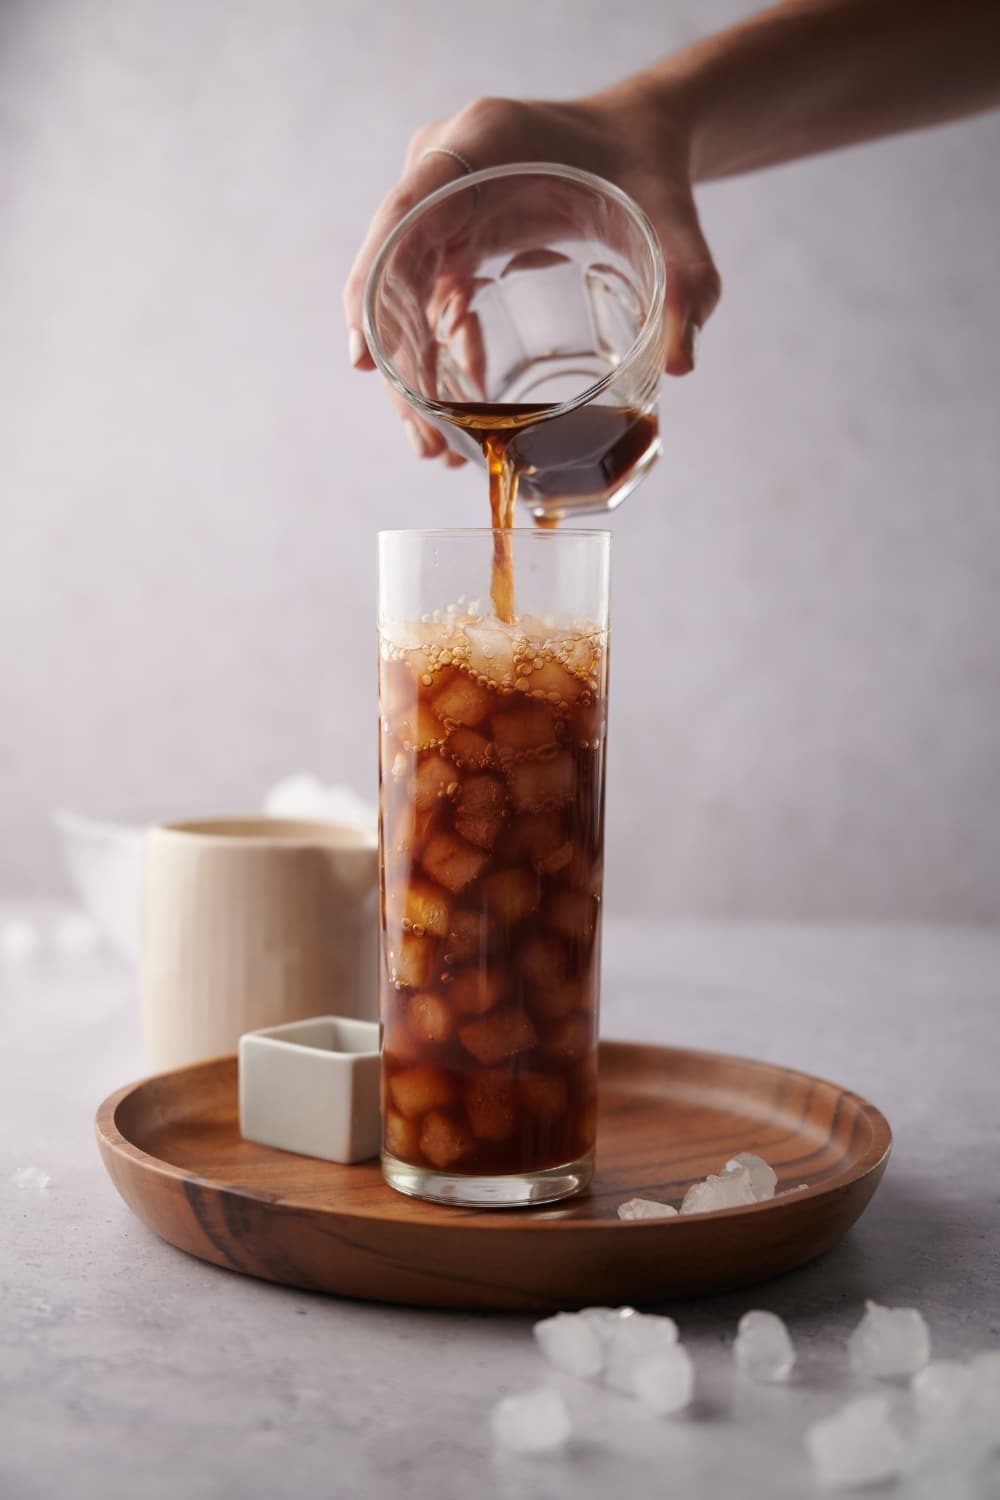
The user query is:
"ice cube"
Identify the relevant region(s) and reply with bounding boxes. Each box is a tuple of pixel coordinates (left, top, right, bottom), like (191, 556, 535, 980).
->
(516, 658, 584, 704)
(733, 1310, 796, 1383)
(498, 812, 570, 873)
(604, 1312, 680, 1393)
(413, 752, 457, 811)
(432, 672, 495, 728)
(388, 1065, 455, 1120)
(910, 1359, 976, 1425)
(969, 1350, 1000, 1385)
(490, 1388, 571, 1454)
(454, 774, 507, 850)
(458, 1007, 538, 1065)
(464, 1071, 517, 1142)
(531, 978, 587, 1024)
(543, 1013, 593, 1063)
(517, 1073, 570, 1121)
(578, 1307, 636, 1342)
(419, 1110, 474, 1169)
(387, 931, 434, 989)
(520, 934, 568, 991)
(448, 967, 505, 1016)
(482, 867, 540, 926)
(617, 1198, 679, 1220)
(444, 909, 497, 963)
(421, 830, 489, 893)
(724, 1152, 777, 1202)
(11, 1166, 52, 1191)
(392, 876, 451, 938)
(805, 1394, 904, 1490)
(848, 1300, 931, 1378)
(544, 888, 598, 943)
(447, 727, 494, 770)
(408, 992, 454, 1044)
(383, 1109, 421, 1161)
(681, 1166, 757, 1214)
(491, 701, 559, 757)
(534, 1312, 605, 1378)
(463, 622, 517, 685)
(631, 1345, 694, 1414)
(398, 703, 445, 751)
(506, 754, 576, 813)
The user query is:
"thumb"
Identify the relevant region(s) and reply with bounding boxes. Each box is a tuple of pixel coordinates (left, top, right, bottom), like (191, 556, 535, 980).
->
(648, 184, 721, 376)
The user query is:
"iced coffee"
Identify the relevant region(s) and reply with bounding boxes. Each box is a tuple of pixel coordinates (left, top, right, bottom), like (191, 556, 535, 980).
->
(378, 596, 607, 1206)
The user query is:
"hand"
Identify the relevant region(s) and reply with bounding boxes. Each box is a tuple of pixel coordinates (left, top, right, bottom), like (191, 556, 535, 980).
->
(343, 91, 721, 460)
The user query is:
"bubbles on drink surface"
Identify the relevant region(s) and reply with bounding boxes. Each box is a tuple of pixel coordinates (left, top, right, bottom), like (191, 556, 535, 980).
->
(378, 606, 607, 1179)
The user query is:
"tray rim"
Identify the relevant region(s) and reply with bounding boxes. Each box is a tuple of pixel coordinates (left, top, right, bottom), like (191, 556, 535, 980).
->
(95, 1037, 893, 1231)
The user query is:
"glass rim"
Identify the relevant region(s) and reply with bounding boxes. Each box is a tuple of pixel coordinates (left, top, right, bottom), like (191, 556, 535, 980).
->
(363, 161, 666, 426)
(377, 526, 612, 540)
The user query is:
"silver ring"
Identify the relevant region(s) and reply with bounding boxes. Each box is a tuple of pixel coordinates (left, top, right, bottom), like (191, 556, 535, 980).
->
(420, 146, 476, 177)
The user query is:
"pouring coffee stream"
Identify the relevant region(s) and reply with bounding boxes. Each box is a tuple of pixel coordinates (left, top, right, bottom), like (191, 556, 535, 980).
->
(434, 398, 661, 622)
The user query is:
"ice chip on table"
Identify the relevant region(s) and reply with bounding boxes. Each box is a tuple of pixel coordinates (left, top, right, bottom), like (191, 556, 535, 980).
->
(534, 1312, 605, 1379)
(632, 1344, 694, 1414)
(262, 774, 377, 834)
(970, 1350, 1000, 1385)
(618, 1198, 679, 1220)
(848, 1300, 931, 1378)
(911, 1360, 976, 1422)
(604, 1312, 680, 1393)
(490, 1387, 571, 1454)
(681, 1165, 757, 1214)
(1, 918, 41, 964)
(463, 621, 518, 684)
(806, 1394, 904, 1490)
(733, 1310, 796, 1383)
(11, 1166, 52, 1191)
(724, 1152, 777, 1201)
(579, 1307, 637, 1343)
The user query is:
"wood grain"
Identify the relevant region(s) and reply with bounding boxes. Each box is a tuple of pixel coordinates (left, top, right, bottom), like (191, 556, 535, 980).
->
(95, 1040, 891, 1310)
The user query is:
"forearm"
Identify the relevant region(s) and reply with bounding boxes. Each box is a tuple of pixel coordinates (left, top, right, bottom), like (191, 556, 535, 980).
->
(597, 0, 1000, 182)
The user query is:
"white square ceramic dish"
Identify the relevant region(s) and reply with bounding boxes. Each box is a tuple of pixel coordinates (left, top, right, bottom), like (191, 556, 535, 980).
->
(239, 1015, 380, 1164)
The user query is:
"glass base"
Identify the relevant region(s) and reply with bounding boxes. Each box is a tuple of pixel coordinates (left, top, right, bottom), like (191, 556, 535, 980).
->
(382, 1149, 594, 1208)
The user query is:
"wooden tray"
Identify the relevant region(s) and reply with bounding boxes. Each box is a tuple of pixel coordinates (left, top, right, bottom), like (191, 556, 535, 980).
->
(95, 1040, 891, 1311)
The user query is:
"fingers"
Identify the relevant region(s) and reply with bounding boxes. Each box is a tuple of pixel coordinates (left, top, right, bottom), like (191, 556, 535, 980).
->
(650, 184, 722, 377)
(343, 143, 476, 371)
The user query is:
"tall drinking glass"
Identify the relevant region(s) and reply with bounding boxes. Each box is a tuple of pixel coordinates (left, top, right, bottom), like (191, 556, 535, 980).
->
(364, 164, 666, 524)
(378, 529, 611, 1206)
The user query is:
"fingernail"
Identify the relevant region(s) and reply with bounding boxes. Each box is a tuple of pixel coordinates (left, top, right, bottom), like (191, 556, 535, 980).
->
(682, 320, 701, 369)
(348, 327, 367, 367)
(403, 420, 426, 457)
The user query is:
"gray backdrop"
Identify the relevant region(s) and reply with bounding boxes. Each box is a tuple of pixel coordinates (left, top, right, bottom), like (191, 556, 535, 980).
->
(2, 0, 999, 920)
